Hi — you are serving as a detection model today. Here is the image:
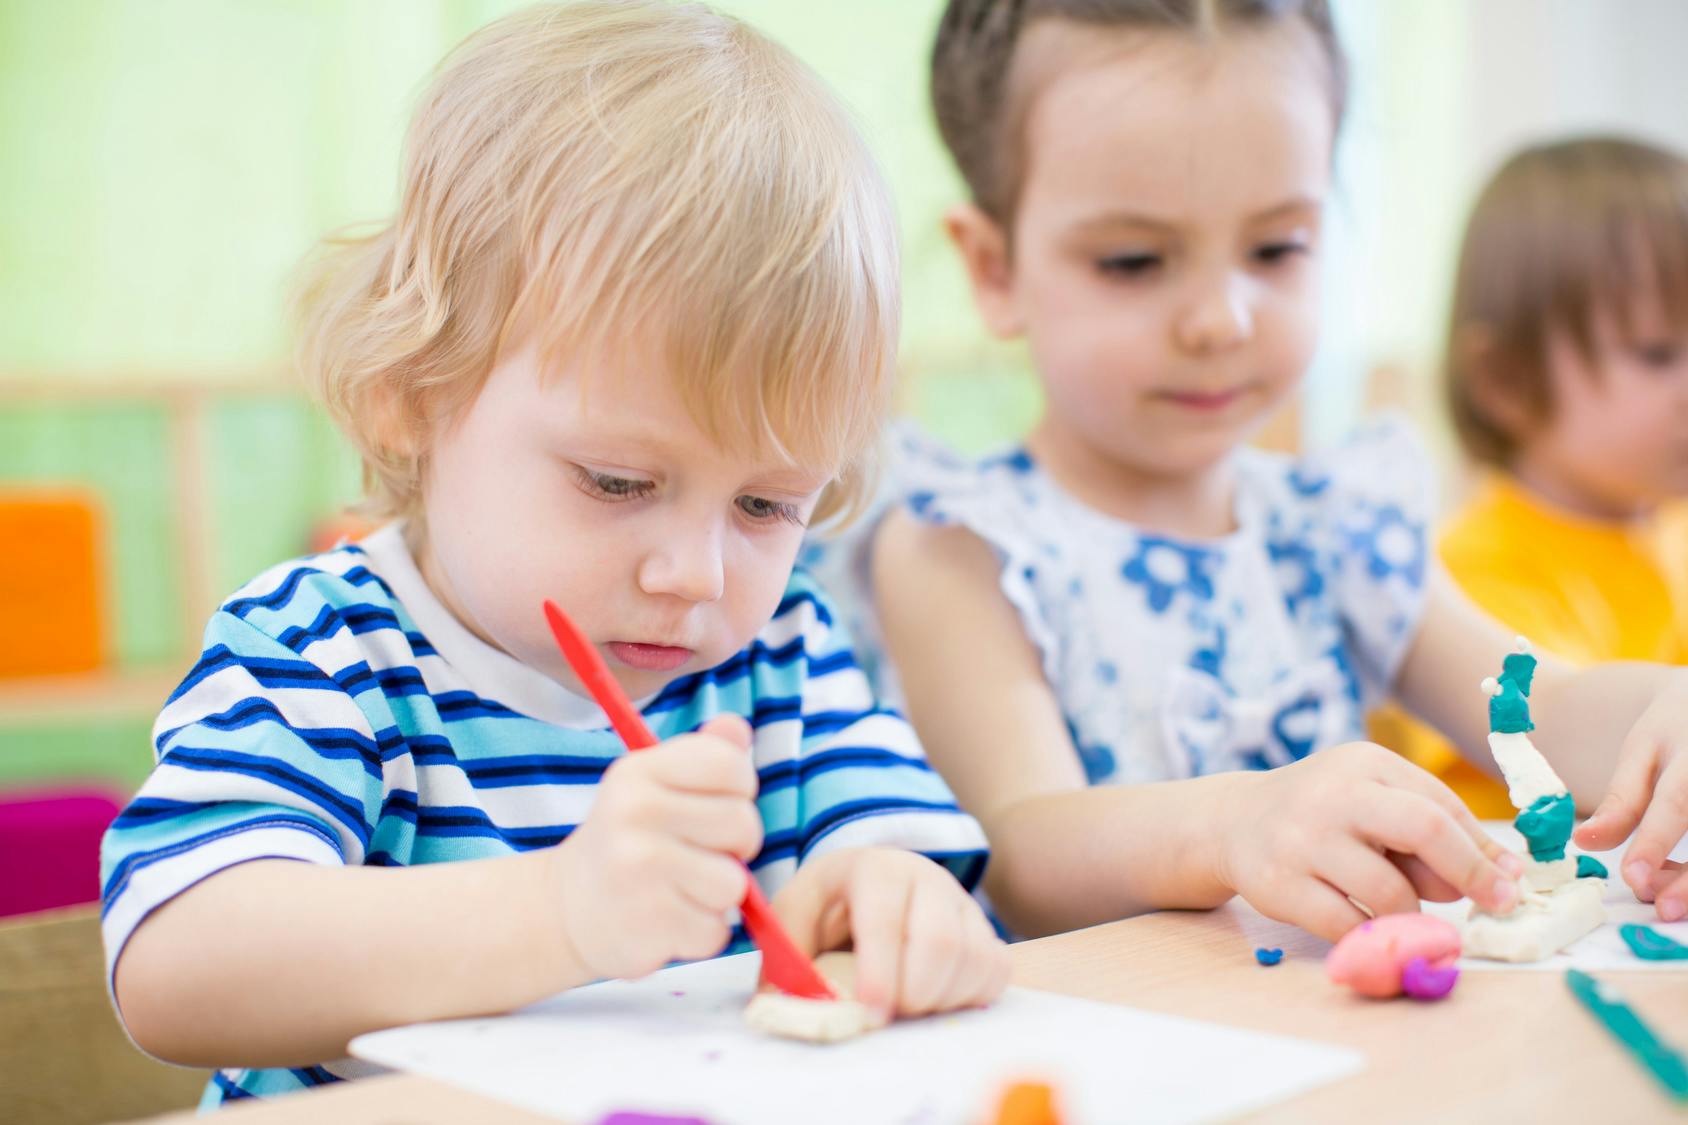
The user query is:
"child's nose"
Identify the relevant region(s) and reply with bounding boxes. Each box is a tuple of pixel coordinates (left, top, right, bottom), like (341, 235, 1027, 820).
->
(1175, 274, 1254, 355)
(636, 528, 726, 604)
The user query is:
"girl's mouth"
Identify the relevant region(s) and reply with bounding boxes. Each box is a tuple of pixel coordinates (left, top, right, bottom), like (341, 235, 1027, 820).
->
(1158, 387, 1247, 412)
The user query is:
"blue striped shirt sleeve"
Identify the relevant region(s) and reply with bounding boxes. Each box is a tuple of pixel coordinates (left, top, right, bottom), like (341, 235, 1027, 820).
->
(780, 573, 990, 891)
(100, 607, 379, 995)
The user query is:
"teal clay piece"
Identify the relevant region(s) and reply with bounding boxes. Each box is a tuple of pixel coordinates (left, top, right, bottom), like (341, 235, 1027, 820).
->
(1501, 651, 1537, 696)
(1566, 969, 1688, 1102)
(1576, 855, 1609, 880)
(1514, 792, 1574, 862)
(1619, 923, 1688, 962)
(1488, 677, 1534, 734)
(1487, 651, 1538, 734)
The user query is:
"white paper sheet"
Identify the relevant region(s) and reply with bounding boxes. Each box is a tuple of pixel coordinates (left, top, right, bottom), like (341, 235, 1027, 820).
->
(352, 952, 1364, 1124)
(1419, 825, 1688, 972)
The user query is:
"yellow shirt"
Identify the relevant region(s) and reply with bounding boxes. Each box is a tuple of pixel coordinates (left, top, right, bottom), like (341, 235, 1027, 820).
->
(1374, 475, 1688, 818)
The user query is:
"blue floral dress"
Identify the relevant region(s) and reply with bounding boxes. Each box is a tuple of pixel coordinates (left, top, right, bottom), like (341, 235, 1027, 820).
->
(806, 417, 1432, 785)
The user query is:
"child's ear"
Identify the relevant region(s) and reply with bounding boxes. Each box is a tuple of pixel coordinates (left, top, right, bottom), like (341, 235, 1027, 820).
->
(362, 378, 429, 464)
(1456, 323, 1538, 440)
(943, 203, 1023, 339)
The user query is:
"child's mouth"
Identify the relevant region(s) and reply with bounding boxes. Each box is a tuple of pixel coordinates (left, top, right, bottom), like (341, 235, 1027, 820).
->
(606, 642, 695, 672)
(1159, 387, 1246, 412)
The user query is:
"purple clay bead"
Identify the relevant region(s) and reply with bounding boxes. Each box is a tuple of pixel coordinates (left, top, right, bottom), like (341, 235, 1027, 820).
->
(597, 1114, 712, 1125)
(1400, 956, 1459, 1001)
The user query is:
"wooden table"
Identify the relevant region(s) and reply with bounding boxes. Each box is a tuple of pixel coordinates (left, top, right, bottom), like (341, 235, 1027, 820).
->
(132, 901, 1688, 1123)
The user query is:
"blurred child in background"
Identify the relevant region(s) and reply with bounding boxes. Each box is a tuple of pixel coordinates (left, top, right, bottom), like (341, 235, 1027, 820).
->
(1387, 137, 1688, 819)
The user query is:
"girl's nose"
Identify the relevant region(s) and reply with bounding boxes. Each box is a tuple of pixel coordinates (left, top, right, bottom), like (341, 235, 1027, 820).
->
(1175, 274, 1254, 355)
(636, 525, 725, 604)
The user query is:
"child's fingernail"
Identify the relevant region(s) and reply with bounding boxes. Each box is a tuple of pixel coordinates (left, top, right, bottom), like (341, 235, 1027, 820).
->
(1492, 879, 1519, 910)
(1498, 853, 1525, 877)
(1626, 861, 1652, 888)
(1660, 897, 1686, 923)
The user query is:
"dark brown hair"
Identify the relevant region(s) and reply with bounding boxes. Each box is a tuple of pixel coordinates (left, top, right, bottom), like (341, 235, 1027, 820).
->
(1446, 136, 1688, 467)
(930, 0, 1347, 224)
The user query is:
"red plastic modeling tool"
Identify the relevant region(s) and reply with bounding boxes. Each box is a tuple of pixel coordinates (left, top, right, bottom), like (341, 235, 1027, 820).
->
(542, 599, 836, 1001)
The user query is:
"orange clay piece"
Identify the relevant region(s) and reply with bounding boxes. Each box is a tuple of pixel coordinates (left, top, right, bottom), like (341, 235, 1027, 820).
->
(992, 1081, 1062, 1125)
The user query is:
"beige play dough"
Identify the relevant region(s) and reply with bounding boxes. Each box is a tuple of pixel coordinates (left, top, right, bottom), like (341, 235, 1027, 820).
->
(1463, 877, 1605, 962)
(1462, 643, 1607, 963)
(742, 951, 885, 1044)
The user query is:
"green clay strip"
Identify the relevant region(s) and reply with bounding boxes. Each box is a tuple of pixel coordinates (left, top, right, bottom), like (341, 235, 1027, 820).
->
(1619, 923, 1688, 962)
(1566, 969, 1688, 1102)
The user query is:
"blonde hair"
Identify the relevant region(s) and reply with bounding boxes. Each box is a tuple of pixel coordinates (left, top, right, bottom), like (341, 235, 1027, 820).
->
(294, 1, 900, 526)
(1447, 136, 1688, 467)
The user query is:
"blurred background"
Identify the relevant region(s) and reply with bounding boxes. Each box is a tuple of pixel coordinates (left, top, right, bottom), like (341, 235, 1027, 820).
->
(3, 0, 1688, 893)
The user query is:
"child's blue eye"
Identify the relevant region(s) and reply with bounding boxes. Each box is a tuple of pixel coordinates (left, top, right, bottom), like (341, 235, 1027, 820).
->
(574, 467, 655, 501)
(1097, 252, 1162, 277)
(737, 495, 804, 526)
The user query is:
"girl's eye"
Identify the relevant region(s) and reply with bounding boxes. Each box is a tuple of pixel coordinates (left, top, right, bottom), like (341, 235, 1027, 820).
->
(737, 494, 805, 526)
(574, 467, 655, 502)
(1097, 252, 1162, 278)
(1635, 341, 1682, 369)
(1254, 241, 1309, 266)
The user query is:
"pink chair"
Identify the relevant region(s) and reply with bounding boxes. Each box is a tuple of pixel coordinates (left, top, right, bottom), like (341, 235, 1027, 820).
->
(0, 784, 125, 918)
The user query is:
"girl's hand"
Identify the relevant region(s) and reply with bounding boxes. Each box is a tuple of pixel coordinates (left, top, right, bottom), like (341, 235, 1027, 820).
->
(1573, 669, 1688, 921)
(550, 714, 763, 980)
(1214, 742, 1526, 942)
(770, 847, 1010, 1022)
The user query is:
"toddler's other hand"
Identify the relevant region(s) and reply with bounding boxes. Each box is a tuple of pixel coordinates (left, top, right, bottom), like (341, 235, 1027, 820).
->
(771, 847, 1009, 1023)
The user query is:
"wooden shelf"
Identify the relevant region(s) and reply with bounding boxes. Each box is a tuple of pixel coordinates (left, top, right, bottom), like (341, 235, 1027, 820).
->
(0, 665, 185, 726)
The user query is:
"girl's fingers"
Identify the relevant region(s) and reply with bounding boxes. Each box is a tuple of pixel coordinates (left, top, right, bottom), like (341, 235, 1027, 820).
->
(1356, 787, 1520, 914)
(1646, 860, 1688, 922)
(1268, 876, 1371, 944)
(1315, 843, 1422, 919)
(1575, 733, 1662, 854)
(1374, 756, 1525, 877)
(1390, 851, 1462, 902)
(1617, 755, 1688, 900)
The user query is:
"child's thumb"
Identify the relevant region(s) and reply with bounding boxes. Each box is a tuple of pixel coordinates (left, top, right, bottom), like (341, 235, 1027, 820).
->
(697, 713, 752, 751)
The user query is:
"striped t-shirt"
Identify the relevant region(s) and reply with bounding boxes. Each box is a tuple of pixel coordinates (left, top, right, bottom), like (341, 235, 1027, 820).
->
(100, 523, 988, 1108)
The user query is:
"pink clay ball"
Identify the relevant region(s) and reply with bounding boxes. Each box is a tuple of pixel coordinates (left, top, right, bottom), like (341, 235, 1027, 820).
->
(1325, 913, 1461, 999)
